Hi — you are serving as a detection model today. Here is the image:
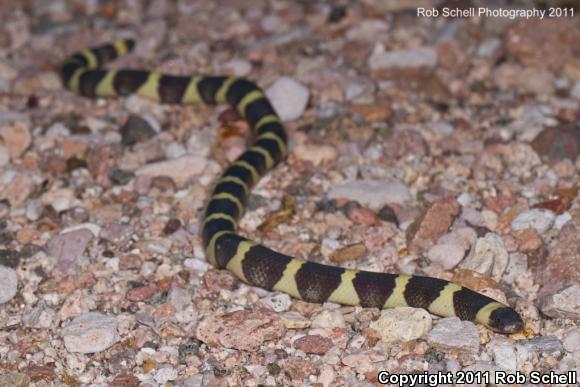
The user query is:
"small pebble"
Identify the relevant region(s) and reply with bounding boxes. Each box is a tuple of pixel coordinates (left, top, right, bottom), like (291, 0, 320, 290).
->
(311, 309, 345, 329)
(62, 312, 119, 353)
(266, 76, 309, 121)
(293, 335, 333, 355)
(332, 243, 368, 263)
(488, 337, 517, 371)
(369, 46, 437, 70)
(135, 156, 208, 187)
(0, 265, 18, 303)
(261, 293, 292, 312)
(293, 144, 337, 165)
(369, 307, 432, 343)
(516, 336, 564, 357)
(120, 114, 158, 146)
(328, 179, 411, 210)
(563, 330, 580, 353)
(460, 233, 508, 281)
(511, 208, 556, 234)
(426, 317, 479, 356)
(540, 284, 580, 320)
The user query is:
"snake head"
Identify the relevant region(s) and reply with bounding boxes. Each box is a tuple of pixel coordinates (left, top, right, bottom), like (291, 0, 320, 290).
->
(488, 307, 525, 334)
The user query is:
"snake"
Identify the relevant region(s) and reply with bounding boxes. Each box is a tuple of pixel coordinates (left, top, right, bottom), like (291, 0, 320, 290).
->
(60, 39, 524, 334)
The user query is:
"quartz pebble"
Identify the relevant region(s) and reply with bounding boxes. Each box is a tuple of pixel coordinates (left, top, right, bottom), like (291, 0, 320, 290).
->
(563, 330, 580, 353)
(460, 233, 508, 281)
(293, 144, 337, 165)
(0, 265, 17, 303)
(266, 76, 309, 121)
(260, 293, 292, 312)
(135, 156, 208, 187)
(511, 208, 556, 234)
(488, 337, 517, 371)
(311, 309, 346, 329)
(369, 307, 432, 343)
(426, 317, 479, 356)
(540, 284, 580, 320)
(45, 228, 94, 273)
(369, 46, 437, 70)
(328, 179, 411, 210)
(516, 336, 564, 357)
(62, 312, 119, 353)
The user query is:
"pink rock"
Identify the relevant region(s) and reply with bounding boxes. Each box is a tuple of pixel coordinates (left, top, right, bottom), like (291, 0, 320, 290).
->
(0, 122, 31, 159)
(0, 174, 36, 206)
(45, 229, 94, 273)
(347, 207, 378, 225)
(406, 197, 461, 253)
(505, 19, 580, 72)
(126, 284, 158, 302)
(293, 334, 333, 355)
(537, 220, 580, 294)
(196, 310, 285, 351)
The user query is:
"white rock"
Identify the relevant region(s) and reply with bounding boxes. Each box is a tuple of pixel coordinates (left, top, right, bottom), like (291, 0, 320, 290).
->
(0, 144, 10, 167)
(511, 208, 555, 234)
(311, 309, 345, 329)
(488, 337, 517, 371)
(293, 144, 337, 166)
(369, 46, 437, 70)
(0, 265, 17, 303)
(222, 59, 252, 76)
(154, 367, 178, 384)
(280, 311, 311, 329)
(571, 82, 580, 101)
(427, 243, 466, 270)
(328, 179, 411, 210)
(563, 330, 580, 353)
(426, 317, 479, 355)
(554, 212, 572, 230)
(540, 284, 580, 320)
(135, 155, 208, 187)
(62, 312, 119, 353)
(266, 76, 309, 122)
(369, 307, 432, 342)
(61, 223, 102, 238)
(261, 293, 292, 312)
(41, 188, 79, 212)
(186, 130, 211, 159)
(460, 233, 508, 281)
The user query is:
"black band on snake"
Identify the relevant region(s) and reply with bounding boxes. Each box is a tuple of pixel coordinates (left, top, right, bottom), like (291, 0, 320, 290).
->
(60, 39, 524, 334)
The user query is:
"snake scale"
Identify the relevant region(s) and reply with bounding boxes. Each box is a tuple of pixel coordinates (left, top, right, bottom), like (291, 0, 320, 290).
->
(60, 39, 524, 334)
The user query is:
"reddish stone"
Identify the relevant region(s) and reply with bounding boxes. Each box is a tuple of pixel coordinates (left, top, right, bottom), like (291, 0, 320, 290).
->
(202, 269, 237, 293)
(87, 144, 120, 188)
(119, 254, 142, 270)
(513, 228, 543, 252)
(110, 373, 140, 387)
(282, 359, 318, 380)
(532, 197, 572, 215)
(293, 335, 333, 355)
(196, 310, 285, 352)
(25, 364, 56, 382)
(406, 197, 461, 253)
(383, 129, 428, 160)
(505, 19, 580, 72)
(347, 207, 378, 225)
(537, 220, 580, 294)
(126, 284, 157, 302)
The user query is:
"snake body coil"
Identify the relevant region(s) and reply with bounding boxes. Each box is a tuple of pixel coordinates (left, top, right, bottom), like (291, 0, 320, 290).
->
(61, 39, 524, 334)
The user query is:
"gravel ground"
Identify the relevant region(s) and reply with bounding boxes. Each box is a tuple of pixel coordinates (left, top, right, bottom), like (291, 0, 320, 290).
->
(0, 1, 579, 386)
